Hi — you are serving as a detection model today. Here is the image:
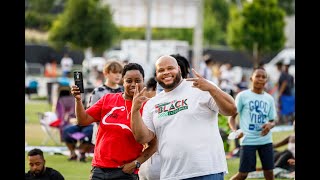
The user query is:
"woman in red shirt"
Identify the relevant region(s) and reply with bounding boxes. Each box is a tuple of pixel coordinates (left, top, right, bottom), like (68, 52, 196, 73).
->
(71, 63, 157, 180)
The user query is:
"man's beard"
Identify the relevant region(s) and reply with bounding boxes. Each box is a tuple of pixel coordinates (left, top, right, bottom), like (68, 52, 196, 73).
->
(157, 71, 182, 90)
(32, 167, 45, 177)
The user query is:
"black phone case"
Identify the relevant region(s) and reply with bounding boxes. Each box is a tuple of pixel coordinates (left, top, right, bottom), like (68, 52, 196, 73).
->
(74, 71, 84, 93)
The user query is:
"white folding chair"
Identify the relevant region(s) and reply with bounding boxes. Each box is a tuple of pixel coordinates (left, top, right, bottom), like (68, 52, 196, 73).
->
(38, 111, 61, 146)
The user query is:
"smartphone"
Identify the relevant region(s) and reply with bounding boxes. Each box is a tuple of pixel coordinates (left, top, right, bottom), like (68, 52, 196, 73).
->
(73, 71, 84, 93)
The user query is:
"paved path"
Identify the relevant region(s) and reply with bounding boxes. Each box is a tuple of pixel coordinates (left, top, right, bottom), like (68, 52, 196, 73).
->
(271, 125, 294, 132)
(25, 145, 94, 157)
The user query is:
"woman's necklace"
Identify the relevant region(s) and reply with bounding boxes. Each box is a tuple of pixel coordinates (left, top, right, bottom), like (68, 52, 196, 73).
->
(124, 99, 131, 120)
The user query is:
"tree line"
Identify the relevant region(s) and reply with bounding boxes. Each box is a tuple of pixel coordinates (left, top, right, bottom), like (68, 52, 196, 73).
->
(25, 0, 295, 66)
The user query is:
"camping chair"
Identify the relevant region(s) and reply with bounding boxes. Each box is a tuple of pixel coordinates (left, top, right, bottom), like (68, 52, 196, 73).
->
(38, 111, 61, 145)
(54, 86, 76, 142)
(39, 86, 76, 145)
(55, 87, 95, 160)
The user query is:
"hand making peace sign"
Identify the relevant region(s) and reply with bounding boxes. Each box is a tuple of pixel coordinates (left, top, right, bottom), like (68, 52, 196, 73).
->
(131, 84, 149, 112)
(186, 68, 216, 91)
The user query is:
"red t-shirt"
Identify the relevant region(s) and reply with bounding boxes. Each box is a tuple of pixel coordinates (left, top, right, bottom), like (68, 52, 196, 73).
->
(86, 93, 144, 168)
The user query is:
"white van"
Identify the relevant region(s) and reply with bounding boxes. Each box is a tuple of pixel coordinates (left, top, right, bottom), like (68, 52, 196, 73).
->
(264, 48, 295, 84)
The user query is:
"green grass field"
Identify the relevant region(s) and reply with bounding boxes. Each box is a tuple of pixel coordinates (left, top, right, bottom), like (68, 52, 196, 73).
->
(25, 100, 293, 180)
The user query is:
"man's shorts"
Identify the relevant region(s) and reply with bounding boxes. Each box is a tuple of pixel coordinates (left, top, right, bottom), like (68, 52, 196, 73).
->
(280, 95, 295, 115)
(239, 143, 274, 172)
(62, 124, 93, 143)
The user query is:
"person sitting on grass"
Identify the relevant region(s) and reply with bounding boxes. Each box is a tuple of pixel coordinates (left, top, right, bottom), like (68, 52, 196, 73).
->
(62, 122, 94, 162)
(25, 148, 65, 180)
(273, 120, 295, 172)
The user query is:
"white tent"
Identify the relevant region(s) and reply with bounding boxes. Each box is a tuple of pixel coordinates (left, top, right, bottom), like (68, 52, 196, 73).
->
(264, 48, 295, 84)
(82, 57, 107, 72)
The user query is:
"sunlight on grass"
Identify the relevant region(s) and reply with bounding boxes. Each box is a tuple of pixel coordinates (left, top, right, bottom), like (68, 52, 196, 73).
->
(25, 100, 62, 146)
(25, 101, 52, 124)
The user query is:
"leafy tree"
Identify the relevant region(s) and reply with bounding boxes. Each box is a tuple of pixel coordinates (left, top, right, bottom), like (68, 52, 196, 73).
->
(48, 0, 118, 55)
(25, 11, 55, 31)
(152, 28, 193, 44)
(117, 27, 193, 46)
(25, 0, 56, 13)
(208, 0, 230, 31)
(278, 0, 295, 16)
(25, 0, 62, 31)
(227, 0, 286, 67)
(203, 4, 224, 47)
(203, 0, 229, 47)
(226, 6, 243, 49)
